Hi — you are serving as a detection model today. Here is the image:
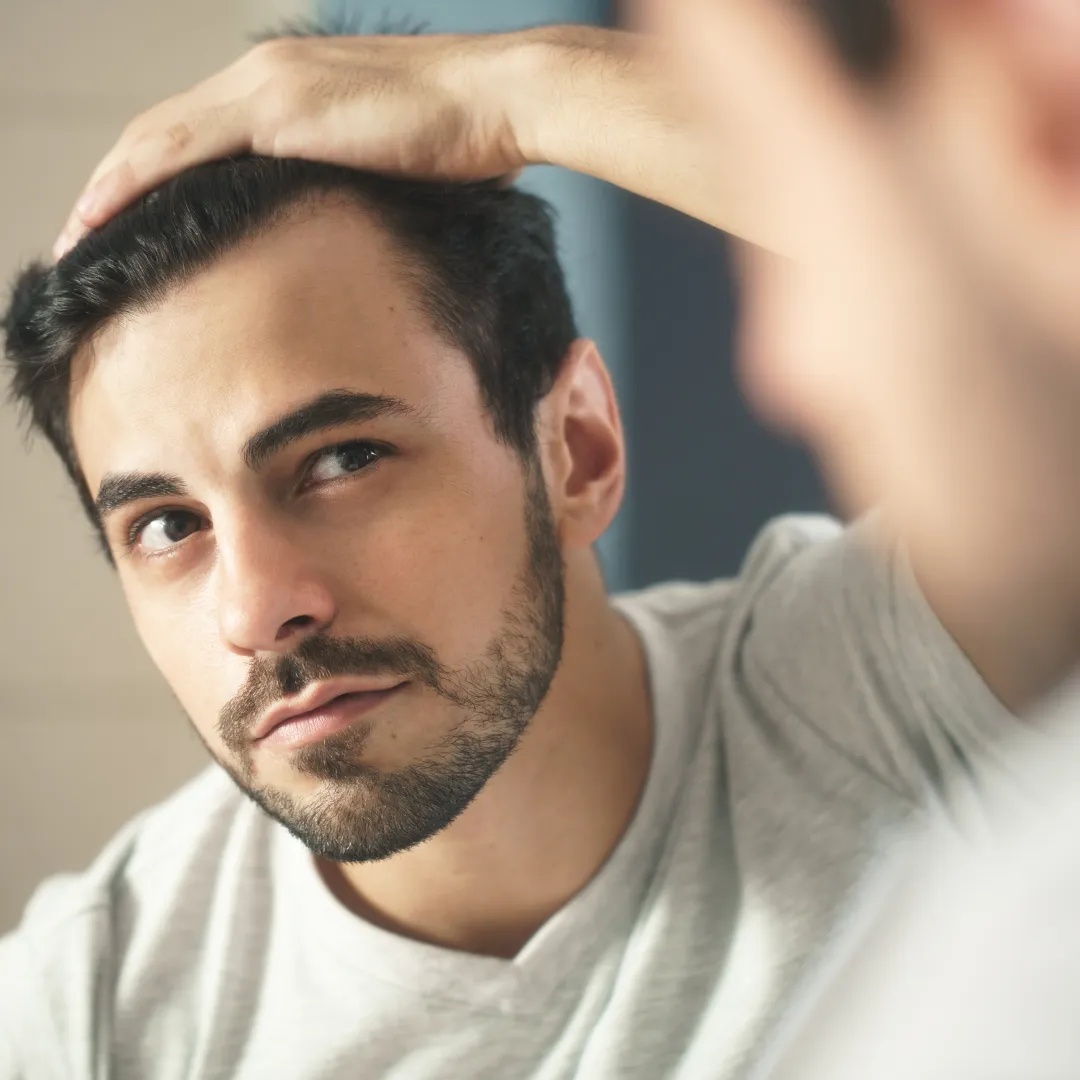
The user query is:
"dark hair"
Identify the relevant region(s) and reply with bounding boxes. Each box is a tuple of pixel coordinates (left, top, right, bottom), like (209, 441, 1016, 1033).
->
(2, 158, 578, 549)
(809, 0, 898, 80)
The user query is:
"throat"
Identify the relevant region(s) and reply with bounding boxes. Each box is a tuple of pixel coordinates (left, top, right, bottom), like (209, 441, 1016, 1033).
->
(314, 604, 653, 960)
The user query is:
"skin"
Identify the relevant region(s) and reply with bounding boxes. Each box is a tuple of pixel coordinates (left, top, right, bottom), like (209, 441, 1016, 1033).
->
(651, 0, 1080, 708)
(68, 201, 651, 958)
(52, 12, 1080, 713)
(48, 0, 1080, 952)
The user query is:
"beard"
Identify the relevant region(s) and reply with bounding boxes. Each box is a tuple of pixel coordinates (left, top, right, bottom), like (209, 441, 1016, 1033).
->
(208, 461, 565, 863)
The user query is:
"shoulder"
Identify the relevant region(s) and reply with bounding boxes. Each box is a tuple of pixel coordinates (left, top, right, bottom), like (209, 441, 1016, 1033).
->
(612, 514, 847, 714)
(0, 766, 263, 1066)
(736, 513, 846, 588)
(614, 513, 845, 638)
(11, 765, 249, 937)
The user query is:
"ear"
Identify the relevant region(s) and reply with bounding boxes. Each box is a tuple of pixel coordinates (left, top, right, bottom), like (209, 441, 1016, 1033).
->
(534, 339, 626, 550)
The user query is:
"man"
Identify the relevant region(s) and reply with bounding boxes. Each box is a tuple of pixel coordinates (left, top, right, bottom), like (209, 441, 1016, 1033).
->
(4, 5, 1079, 1080)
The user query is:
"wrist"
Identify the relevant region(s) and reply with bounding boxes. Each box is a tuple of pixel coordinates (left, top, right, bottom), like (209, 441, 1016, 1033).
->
(484, 26, 637, 168)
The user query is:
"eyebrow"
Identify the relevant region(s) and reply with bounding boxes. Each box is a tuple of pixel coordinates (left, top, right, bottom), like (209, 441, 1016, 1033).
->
(241, 389, 413, 471)
(93, 389, 414, 522)
(95, 473, 188, 521)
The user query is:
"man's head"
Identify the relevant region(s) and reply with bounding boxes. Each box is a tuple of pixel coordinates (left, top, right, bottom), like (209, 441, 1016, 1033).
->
(3, 157, 626, 862)
(809, 0, 1080, 374)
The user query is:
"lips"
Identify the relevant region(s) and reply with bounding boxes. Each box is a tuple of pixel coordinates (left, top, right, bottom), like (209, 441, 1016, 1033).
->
(256, 684, 408, 751)
(253, 678, 408, 742)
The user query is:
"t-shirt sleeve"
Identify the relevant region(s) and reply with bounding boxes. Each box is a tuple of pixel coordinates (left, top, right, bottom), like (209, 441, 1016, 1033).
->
(0, 929, 41, 1080)
(0, 987, 23, 1079)
(727, 515, 1024, 808)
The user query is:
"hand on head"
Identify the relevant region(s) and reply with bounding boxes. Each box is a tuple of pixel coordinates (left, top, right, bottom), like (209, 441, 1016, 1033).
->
(52, 31, 536, 259)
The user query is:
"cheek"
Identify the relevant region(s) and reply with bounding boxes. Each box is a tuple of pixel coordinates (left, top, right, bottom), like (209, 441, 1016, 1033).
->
(332, 467, 531, 661)
(113, 459, 534, 731)
(122, 580, 238, 747)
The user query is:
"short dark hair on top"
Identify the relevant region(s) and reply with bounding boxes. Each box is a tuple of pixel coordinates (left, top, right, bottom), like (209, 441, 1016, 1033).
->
(2, 158, 578, 549)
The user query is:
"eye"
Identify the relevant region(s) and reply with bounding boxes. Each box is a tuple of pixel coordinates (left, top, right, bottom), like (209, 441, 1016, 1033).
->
(306, 441, 384, 486)
(130, 509, 203, 554)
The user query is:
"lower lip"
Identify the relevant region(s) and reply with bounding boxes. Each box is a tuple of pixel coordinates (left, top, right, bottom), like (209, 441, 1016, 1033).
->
(257, 685, 407, 750)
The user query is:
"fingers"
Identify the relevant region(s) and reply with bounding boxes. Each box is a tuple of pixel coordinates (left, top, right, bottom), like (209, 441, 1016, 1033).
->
(53, 101, 253, 260)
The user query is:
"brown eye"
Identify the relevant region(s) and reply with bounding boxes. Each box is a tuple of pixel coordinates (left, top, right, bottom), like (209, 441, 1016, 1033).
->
(135, 510, 202, 553)
(308, 441, 383, 485)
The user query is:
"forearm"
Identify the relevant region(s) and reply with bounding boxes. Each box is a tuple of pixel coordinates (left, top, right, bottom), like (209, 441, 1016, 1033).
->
(816, 313, 1080, 715)
(497, 27, 775, 248)
(57, 19, 801, 256)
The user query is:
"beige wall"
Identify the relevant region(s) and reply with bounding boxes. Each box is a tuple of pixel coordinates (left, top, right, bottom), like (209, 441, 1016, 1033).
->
(0, 0, 307, 932)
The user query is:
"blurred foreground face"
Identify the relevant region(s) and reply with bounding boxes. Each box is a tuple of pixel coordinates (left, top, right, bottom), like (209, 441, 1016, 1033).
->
(660, 0, 1080, 476)
(875, 0, 1080, 346)
(645, 0, 1080, 708)
(67, 202, 565, 863)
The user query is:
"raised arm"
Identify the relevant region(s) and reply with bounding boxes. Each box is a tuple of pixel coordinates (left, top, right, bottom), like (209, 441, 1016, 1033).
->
(53, 6, 1080, 715)
(54, 26, 766, 258)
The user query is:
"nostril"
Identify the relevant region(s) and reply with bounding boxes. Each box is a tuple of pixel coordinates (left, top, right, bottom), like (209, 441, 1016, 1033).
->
(277, 614, 317, 640)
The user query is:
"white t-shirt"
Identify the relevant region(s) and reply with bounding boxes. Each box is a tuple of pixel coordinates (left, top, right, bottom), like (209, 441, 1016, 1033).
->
(754, 677, 1080, 1080)
(0, 516, 1020, 1080)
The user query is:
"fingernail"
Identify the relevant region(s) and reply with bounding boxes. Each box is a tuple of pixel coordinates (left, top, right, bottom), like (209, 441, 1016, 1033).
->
(76, 188, 100, 219)
(53, 223, 84, 261)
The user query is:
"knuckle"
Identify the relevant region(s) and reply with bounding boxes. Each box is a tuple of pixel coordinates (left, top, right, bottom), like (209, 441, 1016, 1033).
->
(248, 78, 298, 154)
(159, 120, 195, 156)
(251, 61, 315, 128)
(246, 36, 301, 75)
(248, 104, 282, 156)
(250, 73, 295, 125)
(120, 112, 150, 142)
(241, 39, 313, 117)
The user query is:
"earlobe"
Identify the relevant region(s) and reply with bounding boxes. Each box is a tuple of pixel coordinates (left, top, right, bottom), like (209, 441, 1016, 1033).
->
(538, 339, 626, 550)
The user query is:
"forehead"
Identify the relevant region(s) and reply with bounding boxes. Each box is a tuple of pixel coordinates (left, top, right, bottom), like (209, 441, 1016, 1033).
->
(69, 201, 481, 491)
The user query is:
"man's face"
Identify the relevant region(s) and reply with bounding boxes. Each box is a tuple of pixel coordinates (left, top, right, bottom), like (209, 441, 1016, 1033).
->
(68, 201, 565, 862)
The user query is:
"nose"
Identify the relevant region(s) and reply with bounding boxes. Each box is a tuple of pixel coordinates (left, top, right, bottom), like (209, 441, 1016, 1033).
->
(213, 511, 337, 655)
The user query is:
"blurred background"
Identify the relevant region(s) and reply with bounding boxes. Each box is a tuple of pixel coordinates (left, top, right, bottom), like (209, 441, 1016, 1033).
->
(0, 0, 827, 931)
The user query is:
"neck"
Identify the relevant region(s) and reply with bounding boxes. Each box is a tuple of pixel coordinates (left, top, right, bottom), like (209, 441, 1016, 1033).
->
(318, 552, 652, 959)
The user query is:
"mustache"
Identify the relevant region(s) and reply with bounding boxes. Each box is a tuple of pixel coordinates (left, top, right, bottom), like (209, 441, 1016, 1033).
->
(218, 633, 443, 749)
